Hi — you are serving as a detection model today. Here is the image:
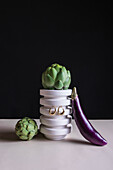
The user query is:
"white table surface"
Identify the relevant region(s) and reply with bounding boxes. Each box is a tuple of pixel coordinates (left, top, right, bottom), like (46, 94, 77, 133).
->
(0, 119, 113, 170)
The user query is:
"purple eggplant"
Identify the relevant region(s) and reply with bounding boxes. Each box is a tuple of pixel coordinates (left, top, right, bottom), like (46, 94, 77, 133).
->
(71, 87, 107, 146)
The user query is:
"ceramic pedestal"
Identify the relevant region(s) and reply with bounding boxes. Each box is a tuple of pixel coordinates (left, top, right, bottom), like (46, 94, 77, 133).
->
(40, 89, 72, 140)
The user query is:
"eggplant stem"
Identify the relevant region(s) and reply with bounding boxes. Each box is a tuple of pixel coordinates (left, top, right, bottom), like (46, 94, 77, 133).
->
(71, 87, 78, 99)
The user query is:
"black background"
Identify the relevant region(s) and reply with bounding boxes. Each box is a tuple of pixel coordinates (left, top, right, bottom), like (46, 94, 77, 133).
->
(0, 1, 112, 119)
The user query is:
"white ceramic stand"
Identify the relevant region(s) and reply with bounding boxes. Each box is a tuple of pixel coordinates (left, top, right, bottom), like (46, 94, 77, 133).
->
(40, 89, 72, 140)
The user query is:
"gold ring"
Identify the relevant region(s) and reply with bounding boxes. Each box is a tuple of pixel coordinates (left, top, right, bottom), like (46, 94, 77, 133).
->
(58, 106, 65, 115)
(49, 106, 56, 115)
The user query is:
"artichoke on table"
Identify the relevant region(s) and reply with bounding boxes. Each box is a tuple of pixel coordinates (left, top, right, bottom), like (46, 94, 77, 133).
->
(15, 117, 38, 140)
(42, 63, 71, 90)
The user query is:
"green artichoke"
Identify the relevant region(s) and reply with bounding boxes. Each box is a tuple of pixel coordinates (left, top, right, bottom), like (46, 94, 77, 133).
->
(42, 63, 71, 90)
(15, 117, 38, 140)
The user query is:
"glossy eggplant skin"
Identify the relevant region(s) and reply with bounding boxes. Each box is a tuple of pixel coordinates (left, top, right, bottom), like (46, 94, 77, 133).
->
(72, 88, 107, 146)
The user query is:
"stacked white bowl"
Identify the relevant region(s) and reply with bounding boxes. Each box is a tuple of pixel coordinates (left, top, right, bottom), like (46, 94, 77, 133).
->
(40, 89, 72, 140)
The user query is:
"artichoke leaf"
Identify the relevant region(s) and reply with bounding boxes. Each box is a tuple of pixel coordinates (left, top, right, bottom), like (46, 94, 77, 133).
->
(64, 87, 68, 90)
(16, 131, 21, 136)
(54, 64, 61, 73)
(51, 63, 57, 67)
(55, 80, 63, 89)
(62, 67, 67, 80)
(28, 131, 36, 140)
(34, 126, 38, 133)
(27, 124, 34, 131)
(56, 70, 66, 83)
(48, 87, 54, 90)
(45, 67, 51, 74)
(44, 74, 54, 87)
(20, 136, 28, 140)
(29, 120, 35, 125)
(42, 82, 47, 89)
(22, 129, 28, 136)
(49, 68, 57, 80)
(64, 77, 71, 88)
(42, 72, 45, 84)
(67, 70, 71, 78)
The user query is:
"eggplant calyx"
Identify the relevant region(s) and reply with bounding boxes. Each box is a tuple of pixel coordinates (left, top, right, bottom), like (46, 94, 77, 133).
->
(71, 87, 78, 99)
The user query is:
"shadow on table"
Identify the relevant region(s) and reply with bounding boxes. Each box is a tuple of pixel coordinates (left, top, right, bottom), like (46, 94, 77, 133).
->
(34, 132, 51, 142)
(0, 130, 96, 146)
(35, 132, 94, 146)
(0, 130, 48, 142)
(63, 138, 94, 146)
(0, 130, 19, 142)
